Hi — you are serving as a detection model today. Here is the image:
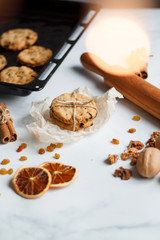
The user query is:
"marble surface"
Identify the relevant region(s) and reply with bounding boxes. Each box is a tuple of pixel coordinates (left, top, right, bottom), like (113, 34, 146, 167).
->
(0, 8, 160, 240)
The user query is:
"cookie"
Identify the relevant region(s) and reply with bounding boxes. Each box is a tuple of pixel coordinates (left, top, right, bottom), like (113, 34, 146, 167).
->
(50, 114, 93, 131)
(0, 55, 7, 70)
(49, 92, 97, 131)
(0, 66, 37, 85)
(17, 46, 53, 67)
(0, 28, 38, 51)
(50, 93, 97, 125)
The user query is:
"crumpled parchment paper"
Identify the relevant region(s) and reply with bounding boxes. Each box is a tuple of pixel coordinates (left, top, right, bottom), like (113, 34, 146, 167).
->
(26, 86, 123, 143)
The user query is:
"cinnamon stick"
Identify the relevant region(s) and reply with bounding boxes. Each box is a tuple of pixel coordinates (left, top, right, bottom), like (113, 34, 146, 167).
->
(0, 103, 17, 143)
(7, 119, 17, 142)
(0, 122, 11, 144)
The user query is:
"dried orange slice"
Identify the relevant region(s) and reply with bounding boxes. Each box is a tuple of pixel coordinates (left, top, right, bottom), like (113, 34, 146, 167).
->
(40, 162, 78, 188)
(12, 166, 51, 199)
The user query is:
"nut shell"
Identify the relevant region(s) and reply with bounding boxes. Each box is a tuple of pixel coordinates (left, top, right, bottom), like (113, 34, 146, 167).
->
(155, 135, 160, 150)
(136, 147, 160, 178)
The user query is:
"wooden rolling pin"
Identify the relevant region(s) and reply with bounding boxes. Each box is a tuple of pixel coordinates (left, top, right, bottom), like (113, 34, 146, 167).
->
(80, 52, 160, 120)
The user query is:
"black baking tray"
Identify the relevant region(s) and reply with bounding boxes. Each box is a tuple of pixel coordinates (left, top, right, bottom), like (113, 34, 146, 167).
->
(0, 0, 100, 96)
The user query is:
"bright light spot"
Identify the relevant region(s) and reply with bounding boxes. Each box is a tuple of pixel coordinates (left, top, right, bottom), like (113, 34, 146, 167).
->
(86, 17, 150, 74)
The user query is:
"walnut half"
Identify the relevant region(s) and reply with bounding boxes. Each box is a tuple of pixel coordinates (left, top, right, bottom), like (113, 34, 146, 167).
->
(113, 167, 132, 180)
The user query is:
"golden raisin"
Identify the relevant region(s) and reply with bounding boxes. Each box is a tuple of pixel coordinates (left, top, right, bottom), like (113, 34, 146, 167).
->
(132, 115, 141, 121)
(50, 143, 56, 148)
(112, 138, 119, 145)
(0, 168, 7, 175)
(19, 156, 27, 161)
(128, 128, 136, 133)
(17, 145, 23, 152)
(56, 143, 63, 148)
(7, 168, 13, 175)
(38, 148, 45, 154)
(47, 145, 54, 152)
(54, 153, 60, 159)
(21, 143, 27, 149)
(1, 159, 10, 165)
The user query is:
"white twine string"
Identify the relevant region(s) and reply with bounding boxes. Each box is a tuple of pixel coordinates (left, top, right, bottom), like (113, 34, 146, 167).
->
(52, 92, 97, 131)
(0, 106, 12, 124)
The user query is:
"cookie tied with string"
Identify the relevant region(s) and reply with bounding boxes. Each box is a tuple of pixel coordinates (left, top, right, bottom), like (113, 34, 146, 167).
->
(49, 93, 98, 131)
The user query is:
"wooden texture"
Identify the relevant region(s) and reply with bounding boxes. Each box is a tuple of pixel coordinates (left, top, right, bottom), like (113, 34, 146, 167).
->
(81, 52, 160, 120)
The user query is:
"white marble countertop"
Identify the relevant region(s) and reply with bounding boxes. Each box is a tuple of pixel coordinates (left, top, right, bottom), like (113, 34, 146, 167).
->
(0, 8, 160, 240)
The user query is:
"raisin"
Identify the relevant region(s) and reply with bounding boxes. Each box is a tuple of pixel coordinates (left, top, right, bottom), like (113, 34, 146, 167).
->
(128, 128, 136, 133)
(17, 145, 23, 152)
(38, 148, 45, 154)
(47, 146, 54, 152)
(19, 156, 27, 161)
(1, 159, 10, 165)
(21, 143, 27, 149)
(112, 138, 119, 144)
(132, 116, 141, 121)
(50, 143, 56, 148)
(0, 168, 7, 175)
(7, 168, 13, 175)
(54, 153, 60, 159)
(56, 143, 63, 148)
(80, 123, 84, 128)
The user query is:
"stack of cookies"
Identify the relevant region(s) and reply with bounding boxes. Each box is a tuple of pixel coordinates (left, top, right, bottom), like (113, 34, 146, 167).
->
(0, 28, 53, 85)
(49, 92, 98, 131)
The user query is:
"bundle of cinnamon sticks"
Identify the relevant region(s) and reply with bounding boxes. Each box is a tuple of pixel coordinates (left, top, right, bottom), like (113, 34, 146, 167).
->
(0, 103, 17, 144)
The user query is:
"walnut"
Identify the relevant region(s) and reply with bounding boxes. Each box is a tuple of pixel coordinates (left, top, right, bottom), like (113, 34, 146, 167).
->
(128, 140, 144, 150)
(136, 147, 160, 178)
(113, 167, 132, 180)
(108, 154, 119, 164)
(146, 131, 160, 147)
(155, 136, 160, 150)
(121, 147, 138, 160)
(152, 131, 160, 138)
(130, 152, 140, 166)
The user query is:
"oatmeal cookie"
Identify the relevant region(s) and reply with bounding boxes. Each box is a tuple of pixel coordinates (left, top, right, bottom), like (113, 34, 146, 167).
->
(50, 93, 97, 126)
(0, 66, 37, 85)
(0, 55, 7, 70)
(50, 114, 93, 131)
(0, 28, 38, 51)
(17, 46, 53, 67)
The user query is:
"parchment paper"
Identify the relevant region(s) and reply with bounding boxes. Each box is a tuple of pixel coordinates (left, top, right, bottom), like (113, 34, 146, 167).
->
(26, 86, 123, 143)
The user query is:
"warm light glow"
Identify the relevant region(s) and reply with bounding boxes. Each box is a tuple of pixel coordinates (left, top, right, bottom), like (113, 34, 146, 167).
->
(86, 16, 150, 74)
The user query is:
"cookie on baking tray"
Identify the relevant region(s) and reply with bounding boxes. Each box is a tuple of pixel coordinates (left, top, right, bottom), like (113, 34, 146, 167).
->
(0, 66, 37, 85)
(49, 92, 97, 131)
(0, 55, 7, 70)
(0, 28, 38, 51)
(17, 46, 53, 67)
